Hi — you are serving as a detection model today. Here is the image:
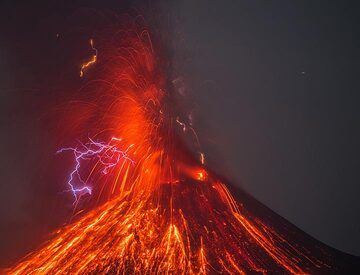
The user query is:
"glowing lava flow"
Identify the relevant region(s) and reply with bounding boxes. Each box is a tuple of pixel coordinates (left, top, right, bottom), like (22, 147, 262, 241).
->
(9, 22, 357, 275)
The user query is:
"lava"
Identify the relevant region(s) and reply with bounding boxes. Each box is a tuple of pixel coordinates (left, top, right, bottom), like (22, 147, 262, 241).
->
(8, 18, 359, 275)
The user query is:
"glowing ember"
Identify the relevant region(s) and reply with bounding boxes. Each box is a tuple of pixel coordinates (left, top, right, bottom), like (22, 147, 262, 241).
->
(196, 170, 207, 181)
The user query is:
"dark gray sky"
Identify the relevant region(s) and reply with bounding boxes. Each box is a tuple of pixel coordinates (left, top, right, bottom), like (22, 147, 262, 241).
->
(175, 0, 359, 255)
(0, 0, 359, 265)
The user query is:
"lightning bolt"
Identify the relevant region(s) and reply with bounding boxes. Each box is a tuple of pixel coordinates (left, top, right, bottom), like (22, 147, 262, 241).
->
(57, 137, 134, 203)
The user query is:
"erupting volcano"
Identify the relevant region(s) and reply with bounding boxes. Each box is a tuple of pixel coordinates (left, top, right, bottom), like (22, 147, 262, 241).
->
(7, 16, 359, 275)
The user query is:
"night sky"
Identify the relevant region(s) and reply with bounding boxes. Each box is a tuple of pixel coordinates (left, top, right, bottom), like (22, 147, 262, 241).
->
(0, 0, 359, 266)
(175, 0, 360, 256)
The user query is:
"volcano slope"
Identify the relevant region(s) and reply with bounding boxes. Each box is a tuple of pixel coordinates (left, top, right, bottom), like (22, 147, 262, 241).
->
(7, 18, 360, 275)
(9, 165, 360, 274)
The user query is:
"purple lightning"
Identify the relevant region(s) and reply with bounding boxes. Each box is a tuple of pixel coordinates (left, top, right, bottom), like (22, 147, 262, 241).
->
(57, 137, 134, 203)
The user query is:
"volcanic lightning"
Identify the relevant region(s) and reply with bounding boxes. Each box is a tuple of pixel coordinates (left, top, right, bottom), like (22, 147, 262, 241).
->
(57, 137, 134, 203)
(8, 17, 359, 275)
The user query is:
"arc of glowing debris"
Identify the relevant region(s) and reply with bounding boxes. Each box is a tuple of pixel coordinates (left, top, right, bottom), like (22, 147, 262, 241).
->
(79, 39, 98, 77)
(176, 116, 205, 165)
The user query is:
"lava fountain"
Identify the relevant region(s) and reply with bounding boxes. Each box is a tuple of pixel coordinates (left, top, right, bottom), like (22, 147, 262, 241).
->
(8, 18, 359, 275)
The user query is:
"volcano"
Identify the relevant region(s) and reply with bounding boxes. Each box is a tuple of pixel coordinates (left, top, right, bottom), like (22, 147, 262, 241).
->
(8, 173, 360, 274)
(7, 17, 360, 275)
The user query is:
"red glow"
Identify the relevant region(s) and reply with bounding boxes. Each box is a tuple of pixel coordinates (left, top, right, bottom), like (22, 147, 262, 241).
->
(8, 19, 343, 275)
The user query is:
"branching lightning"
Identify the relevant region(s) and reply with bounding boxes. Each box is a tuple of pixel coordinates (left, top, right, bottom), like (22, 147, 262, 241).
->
(57, 137, 134, 203)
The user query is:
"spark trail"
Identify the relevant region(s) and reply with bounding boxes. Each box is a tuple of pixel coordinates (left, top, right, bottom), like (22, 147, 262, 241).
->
(79, 39, 97, 77)
(8, 19, 359, 275)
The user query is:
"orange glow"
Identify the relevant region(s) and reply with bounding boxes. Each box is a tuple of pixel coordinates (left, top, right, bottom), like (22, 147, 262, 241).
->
(196, 169, 207, 181)
(9, 21, 334, 275)
(79, 39, 97, 77)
